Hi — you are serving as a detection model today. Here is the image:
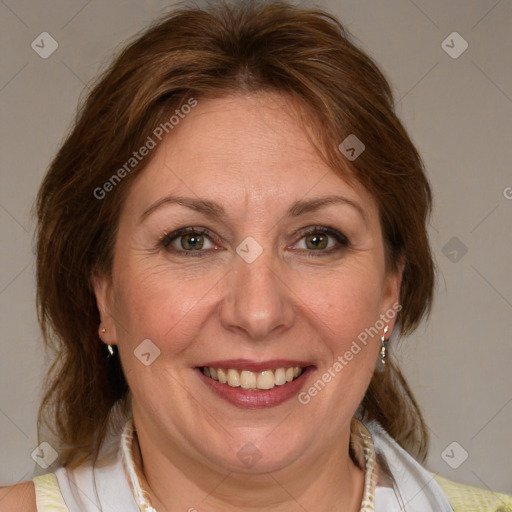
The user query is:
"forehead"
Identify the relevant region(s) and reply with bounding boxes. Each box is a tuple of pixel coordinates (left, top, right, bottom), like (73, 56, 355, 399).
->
(124, 92, 378, 222)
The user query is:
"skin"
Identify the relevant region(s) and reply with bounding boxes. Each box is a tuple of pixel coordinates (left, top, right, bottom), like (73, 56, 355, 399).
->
(92, 92, 403, 512)
(0, 482, 35, 511)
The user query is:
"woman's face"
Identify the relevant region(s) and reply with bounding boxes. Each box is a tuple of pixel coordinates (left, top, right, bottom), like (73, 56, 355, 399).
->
(94, 92, 402, 474)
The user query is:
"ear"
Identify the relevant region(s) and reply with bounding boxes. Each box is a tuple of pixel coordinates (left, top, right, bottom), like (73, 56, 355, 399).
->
(380, 254, 405, 336)
(91, 270, 118, 346)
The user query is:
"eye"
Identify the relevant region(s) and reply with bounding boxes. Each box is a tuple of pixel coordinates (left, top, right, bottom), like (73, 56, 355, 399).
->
(293, 226, 349, 255)
(160, 227, 218, 256)
(159, 225, 350, 257)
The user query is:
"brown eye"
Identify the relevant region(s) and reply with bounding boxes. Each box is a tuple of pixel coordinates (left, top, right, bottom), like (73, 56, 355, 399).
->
(160, 227, 217, 255)
(304, 232, 329, 250)
(294, 227, 349, 255)
(180, 232, 205, 250)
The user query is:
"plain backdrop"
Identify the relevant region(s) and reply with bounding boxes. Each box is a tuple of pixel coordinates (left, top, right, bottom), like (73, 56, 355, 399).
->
(1, 0, 511, 495)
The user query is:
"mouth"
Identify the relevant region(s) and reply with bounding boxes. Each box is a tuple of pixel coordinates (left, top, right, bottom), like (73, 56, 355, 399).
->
(195, 360, 315, 409)
(199, 365, 305, 391)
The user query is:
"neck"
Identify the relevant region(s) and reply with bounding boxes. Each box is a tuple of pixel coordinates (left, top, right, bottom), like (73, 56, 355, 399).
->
(132, 419, 366, 512)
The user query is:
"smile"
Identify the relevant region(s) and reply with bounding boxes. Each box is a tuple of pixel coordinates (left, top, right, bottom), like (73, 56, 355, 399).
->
(200, 366, 304, 391)
(195, 359, 315, 408)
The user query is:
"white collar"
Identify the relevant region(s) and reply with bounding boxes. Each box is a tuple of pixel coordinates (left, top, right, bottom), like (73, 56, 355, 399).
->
(365, 419, 453, 511)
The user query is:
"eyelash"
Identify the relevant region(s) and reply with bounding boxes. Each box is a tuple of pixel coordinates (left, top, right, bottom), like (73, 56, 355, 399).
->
(159, 226, 350, 258)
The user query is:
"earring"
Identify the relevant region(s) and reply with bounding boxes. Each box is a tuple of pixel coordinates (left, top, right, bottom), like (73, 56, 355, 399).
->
(99, 326, 115, 357)
(377, 325, 389, 373)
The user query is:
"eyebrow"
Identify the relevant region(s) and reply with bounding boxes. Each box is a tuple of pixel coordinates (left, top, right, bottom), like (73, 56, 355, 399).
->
(140, 194, 368, 225)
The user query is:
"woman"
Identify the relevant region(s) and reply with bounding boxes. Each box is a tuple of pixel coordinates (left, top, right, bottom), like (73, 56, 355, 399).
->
(1, 1, 510, 511)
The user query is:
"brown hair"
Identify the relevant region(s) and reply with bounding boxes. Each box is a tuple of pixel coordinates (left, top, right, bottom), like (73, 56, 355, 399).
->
(35, 0, 434, 468)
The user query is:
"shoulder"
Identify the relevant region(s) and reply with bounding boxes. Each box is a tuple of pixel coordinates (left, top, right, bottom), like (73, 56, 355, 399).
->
(0, 481, 36, 511)
(434, 474, 512, 512)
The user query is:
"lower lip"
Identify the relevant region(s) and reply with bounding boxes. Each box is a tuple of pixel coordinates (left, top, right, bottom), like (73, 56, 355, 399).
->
(196, 367, 315, 409)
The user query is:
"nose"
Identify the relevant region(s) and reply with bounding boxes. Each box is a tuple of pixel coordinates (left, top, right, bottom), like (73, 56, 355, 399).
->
(219, 248, 295, 341)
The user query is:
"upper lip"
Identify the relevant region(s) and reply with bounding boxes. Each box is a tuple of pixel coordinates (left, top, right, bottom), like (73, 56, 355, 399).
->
(196, 359, 314, 372)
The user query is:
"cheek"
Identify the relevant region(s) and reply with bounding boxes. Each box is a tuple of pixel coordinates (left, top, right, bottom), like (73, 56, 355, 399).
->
(299, 265, 384, 341)
(297, 271, 382, 419)
(111, 258, 219, 353)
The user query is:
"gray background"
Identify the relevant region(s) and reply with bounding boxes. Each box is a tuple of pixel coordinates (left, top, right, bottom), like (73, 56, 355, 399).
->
(1, 0, 511, 495)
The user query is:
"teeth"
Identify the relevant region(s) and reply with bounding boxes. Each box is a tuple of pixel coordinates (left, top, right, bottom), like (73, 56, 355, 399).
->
(217, 368, 227, 383)
(257, 370, 275, 390)
(240, 370, 256, 390)
(227, 369, 240, 387)
(274, 367, 286, 386)
(202, 366, 304, 390)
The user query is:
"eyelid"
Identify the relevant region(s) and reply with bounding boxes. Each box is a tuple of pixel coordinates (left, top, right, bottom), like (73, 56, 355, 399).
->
(160, 226, 221, 249)
(294, 225, 349, 244)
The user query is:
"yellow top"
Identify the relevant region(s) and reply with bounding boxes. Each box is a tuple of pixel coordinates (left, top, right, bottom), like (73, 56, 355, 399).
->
(433, 474, 512, 512)
(32, 473, 69, 511)
(33, 470, 512, 511)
